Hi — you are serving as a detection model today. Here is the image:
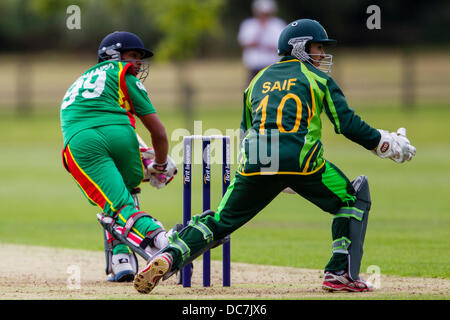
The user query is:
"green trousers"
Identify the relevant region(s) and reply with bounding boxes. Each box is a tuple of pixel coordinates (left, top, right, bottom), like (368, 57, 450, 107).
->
(62, 124, 162, 254)
(167, 161, 357, 272)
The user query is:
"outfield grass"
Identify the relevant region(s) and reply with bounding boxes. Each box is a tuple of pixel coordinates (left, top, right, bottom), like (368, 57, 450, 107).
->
(0, 103, 449, 279)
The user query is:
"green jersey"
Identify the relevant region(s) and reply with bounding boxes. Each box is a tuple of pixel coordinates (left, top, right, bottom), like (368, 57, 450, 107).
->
(60, 61, 156, 146)
(238, 55, 381, 176)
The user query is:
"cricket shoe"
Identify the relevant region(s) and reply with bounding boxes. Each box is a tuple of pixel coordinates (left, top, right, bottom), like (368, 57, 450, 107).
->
(322, 271, 374, 292)
(109, 254, 135, 282)
(133, 252, 173, 294)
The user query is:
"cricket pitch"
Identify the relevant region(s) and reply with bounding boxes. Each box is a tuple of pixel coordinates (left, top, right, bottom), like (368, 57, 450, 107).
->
(0, 243, 448, 300)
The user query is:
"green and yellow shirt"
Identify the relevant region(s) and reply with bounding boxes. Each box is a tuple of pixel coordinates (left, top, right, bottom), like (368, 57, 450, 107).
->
(60, 61, 155, 147)
(239, 55, 380, 175)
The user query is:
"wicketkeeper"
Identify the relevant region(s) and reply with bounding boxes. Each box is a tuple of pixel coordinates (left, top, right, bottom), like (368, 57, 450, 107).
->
(60, 31, 177, 282)
(133, 19, 416, 293)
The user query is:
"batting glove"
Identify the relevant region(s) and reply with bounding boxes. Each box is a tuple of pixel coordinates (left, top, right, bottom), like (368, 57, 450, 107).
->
(140, 147, 155, 181)
(140, 148, 177, 188)
(149, 173, 175, 189)
(148, 155, 178, 177)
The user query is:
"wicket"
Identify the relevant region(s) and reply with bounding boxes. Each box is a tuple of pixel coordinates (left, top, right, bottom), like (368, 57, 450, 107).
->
(182, 135, 231, 287)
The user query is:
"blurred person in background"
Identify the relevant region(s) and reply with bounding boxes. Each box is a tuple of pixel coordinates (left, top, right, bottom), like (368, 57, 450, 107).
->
(238, 0, 286, 84)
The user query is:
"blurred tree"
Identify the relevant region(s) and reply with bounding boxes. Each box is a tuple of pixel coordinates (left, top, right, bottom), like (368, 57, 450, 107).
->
(140, 0, 225, 131)
(1, 0, 448, 54)
(1, 0, 448, 115)
(2, 0, 87, 115)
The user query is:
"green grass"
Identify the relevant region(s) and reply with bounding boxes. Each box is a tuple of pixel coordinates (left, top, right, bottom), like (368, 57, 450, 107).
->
(0, 103, 449, 280)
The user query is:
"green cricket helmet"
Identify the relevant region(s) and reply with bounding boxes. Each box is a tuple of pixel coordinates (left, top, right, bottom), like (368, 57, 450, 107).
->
(278, 19, 336, 73)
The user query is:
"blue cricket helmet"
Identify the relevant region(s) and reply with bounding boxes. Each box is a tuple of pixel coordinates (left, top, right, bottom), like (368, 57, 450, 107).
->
(98, 31, 153, 62)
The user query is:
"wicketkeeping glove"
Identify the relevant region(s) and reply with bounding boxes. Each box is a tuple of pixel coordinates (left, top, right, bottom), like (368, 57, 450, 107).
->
(373, 128, 416, 163)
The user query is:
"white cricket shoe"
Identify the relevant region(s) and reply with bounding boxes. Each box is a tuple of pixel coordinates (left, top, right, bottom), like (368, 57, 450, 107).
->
(133, 252, 173, 294)
(109, 253, 135, 282)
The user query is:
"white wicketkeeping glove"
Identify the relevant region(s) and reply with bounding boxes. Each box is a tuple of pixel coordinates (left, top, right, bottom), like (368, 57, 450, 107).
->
(373, 128, 416, 163)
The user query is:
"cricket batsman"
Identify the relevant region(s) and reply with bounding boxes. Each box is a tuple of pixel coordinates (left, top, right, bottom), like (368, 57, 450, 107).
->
(133, 19, 416, 293)
(60, 31, 177, 282)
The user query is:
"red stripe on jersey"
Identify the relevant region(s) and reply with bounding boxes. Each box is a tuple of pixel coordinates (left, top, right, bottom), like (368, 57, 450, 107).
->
(63, 145, 108, 209)
(119, 63, 136, 128)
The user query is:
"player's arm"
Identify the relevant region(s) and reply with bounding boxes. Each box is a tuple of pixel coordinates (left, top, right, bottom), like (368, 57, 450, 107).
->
(139, 113, 168, 164)
(323, 77, 416, 163)
(323, 77, 380, 150)
(125, 74, 168, 164)
(240, 87, 253, 143)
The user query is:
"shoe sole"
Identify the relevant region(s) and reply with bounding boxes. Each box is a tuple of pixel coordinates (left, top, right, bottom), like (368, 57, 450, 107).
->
(133, 256, 170, 294)
(322, 282, 373, 293)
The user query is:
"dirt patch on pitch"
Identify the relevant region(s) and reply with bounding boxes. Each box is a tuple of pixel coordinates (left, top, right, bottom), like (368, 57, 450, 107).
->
(0, 244, 448, 300)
